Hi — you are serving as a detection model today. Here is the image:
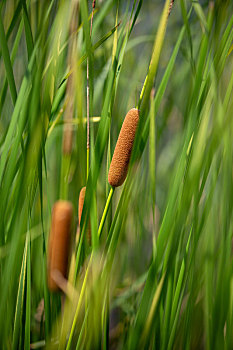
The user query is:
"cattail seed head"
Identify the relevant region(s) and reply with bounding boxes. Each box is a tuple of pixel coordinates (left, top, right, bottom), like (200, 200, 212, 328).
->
(48, 201, 73, 292)
(78, 187, 86, 226)
(78, 186, 91, 243)
(108, 108, 139, 187)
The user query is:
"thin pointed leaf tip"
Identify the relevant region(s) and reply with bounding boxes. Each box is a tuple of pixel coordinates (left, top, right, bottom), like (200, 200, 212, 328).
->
(108, 108, 139, 187)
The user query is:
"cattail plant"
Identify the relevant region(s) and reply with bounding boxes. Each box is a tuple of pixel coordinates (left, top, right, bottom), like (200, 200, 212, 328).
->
(108, 108, 140, 187)
(78, 187, 86, 226)
(48, 201, 73, 292)
(97, 108, 140, 239)
(78, 186, 91, 242)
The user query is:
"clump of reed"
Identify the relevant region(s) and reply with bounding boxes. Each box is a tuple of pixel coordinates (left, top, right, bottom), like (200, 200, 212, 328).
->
(47, 201, 73, 292)
(108, 108, 139, 187)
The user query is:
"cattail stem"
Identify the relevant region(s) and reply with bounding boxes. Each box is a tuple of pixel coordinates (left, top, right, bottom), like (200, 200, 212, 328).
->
(60, 1, 78, 198)
(66, 253, 93, 350)
(137, 0, 174, 110)
(74, 223, 85, 279)
(106, 131, 112, 234)
(87, 52, 90, 166)
(102, 287, 110, 350)
(60, 154, 70, 200)
(70, 189, 114, 347)
(87, 147, 90, 179)
(98, 187, 114, 239)
(86, 0, 96, 181)
(137, 75, 147, 109)
(149, 88, 157, 262)
(76, 306, 89, 348)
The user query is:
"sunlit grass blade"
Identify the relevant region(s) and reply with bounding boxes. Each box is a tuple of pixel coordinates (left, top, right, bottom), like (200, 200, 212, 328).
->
(25, 232, 31, 349)
(137, 0, 170, 111)
(12, 238, 27, 350)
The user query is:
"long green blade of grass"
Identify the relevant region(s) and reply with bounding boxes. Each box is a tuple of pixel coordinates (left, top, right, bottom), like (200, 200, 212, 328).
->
(0, 12, 17, 104)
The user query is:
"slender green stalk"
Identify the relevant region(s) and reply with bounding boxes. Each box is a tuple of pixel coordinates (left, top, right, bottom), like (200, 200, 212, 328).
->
(87, 147, 90, 180)
(68, 186, 113, 348)
(66, 254, 93, 350)
(98, 187, 114, 238)
(102, 289, 109, 350)
(12, 239, 27, 350)
(25, 231, 31, 349)
(149, 89, 156, 261)
(59, 154, 70, 200)
(86, 0, 95, 182)
(76, 307, 89, 349)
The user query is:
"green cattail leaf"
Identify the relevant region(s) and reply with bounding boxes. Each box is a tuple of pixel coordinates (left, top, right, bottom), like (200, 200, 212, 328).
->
(22, 0, 34, 60)
(12, 239, 27, 350)
(24, 232, 31, 349)
(0, 13, 17, 104)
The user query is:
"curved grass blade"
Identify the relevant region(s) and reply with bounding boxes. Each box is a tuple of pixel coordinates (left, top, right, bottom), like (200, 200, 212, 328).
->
(12, 238, 27, 350)
(0, 39, 39, 185)
(0, 20, 23, 116)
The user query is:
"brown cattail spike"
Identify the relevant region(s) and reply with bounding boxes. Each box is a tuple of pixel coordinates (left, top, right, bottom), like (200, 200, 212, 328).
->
(78, 186, 91, 243)
(48, 201, 73, 292)
(108, 108, 139, 187)
(78, 187, 86, 226)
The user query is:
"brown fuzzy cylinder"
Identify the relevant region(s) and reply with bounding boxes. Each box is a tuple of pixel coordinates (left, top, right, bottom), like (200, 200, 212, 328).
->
(78, 186, 91, 243)
(108, 108, 139, 187)
(78, 187, 86, 226)
(48, 201, 73, 292)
